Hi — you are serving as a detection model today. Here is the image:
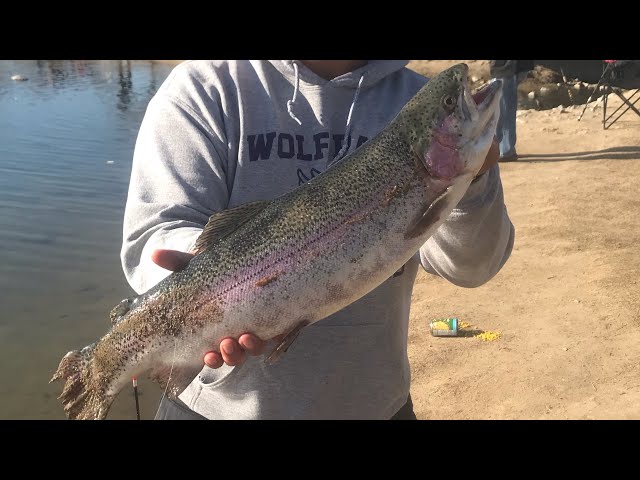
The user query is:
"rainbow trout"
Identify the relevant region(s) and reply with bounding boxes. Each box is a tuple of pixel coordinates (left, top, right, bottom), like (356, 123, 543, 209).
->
(51, 63, 502, 419)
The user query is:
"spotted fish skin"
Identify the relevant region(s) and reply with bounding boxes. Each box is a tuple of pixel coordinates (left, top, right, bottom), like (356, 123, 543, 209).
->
(51, 63, 502, 420)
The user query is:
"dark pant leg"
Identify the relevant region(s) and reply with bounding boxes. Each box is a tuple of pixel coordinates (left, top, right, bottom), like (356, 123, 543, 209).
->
(154, 395, 208, 420)
(155, 394, 418, 420)
(390, 394, 417, 420)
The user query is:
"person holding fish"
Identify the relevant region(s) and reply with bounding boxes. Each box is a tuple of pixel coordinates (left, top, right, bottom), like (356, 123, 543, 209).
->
(57, 60, 514, 420)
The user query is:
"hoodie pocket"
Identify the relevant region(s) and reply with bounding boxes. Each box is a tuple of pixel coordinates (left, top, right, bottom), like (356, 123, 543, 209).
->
(196, 362, 244, 389)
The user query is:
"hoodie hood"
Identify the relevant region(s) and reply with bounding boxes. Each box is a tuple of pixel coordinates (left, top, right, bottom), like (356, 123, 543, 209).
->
(268, 60, 410, 89)
(267, 60, 411, 161)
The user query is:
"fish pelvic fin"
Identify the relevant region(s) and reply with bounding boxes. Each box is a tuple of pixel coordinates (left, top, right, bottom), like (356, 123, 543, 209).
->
(50, 343, 114, 420)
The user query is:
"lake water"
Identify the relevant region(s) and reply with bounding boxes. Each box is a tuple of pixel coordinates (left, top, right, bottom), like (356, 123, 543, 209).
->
(0, 60, 177, 419)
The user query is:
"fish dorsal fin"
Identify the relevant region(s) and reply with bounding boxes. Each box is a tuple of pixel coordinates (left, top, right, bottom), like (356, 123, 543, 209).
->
(193, 200, 269, 255)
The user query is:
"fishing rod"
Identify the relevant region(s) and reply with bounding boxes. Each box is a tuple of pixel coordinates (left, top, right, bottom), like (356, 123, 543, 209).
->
(132, 377, 140, 420)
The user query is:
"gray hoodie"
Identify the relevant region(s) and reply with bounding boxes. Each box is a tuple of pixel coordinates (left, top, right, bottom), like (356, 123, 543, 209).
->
(121, 60, 515, 419)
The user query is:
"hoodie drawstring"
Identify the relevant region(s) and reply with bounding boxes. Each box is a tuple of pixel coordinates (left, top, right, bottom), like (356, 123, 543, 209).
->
(286, 62, 365, 163)
(287, 62, 303, 126)
(333, 73, 365, 162)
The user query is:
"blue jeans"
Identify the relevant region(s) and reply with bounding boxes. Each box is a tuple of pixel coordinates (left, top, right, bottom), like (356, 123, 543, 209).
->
(496, 74, 518, 158)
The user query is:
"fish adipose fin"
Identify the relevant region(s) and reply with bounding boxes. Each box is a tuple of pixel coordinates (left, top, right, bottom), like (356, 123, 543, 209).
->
(193, 201, 269, 255)
(109, 296, 137, 325)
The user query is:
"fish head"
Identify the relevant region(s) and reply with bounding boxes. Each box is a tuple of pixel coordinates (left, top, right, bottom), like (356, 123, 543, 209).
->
(403, 63, 503, 182)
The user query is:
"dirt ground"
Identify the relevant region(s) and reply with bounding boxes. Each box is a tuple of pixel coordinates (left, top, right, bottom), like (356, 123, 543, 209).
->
(156, 60, 640, 419)
(406, 60, 640, 419)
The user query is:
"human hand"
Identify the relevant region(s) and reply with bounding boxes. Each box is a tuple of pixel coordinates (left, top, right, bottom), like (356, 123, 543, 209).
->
(151, 248, 270, 368)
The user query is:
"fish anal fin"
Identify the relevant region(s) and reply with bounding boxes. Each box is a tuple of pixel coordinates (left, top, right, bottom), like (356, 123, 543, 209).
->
(265, 320, 309, 365)
(193, 201, 269, 255)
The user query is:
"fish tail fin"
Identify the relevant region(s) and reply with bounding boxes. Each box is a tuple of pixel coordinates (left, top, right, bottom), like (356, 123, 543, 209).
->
(50, 343, 113, 420)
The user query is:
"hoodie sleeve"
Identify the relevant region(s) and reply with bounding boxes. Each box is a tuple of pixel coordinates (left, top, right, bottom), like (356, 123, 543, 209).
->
(419, 164, 515, 288)
(121, 91, 231, 294)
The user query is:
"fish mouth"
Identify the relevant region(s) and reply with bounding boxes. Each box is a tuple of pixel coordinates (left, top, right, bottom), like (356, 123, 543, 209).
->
(458, 76, 503, 140)
(461, 78, 502, 120)
(471, 79, 502, 109)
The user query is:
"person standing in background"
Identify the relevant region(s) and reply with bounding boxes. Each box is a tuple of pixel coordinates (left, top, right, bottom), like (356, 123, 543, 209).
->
(490, 60, 534, 162)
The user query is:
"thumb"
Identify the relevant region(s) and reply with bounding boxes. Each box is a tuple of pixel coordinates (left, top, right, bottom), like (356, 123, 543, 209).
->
(151, 249, 195, 272)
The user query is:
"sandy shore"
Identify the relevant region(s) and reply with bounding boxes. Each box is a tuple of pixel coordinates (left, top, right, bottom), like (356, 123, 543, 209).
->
(408, 85, 640, 419)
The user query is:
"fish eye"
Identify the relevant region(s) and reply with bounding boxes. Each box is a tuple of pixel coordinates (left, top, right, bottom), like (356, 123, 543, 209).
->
(442, 94, 456, 109)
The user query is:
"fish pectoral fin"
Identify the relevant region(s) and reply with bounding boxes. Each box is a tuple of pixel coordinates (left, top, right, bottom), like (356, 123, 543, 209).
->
(265, 320, 310, 365)
(193, 200, 270, 255)
(149, 363, 203, 399)
(404, 186, 454, 240)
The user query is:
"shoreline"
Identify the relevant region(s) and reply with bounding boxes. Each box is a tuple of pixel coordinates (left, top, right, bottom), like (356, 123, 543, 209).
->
(145, 60, 604, 110)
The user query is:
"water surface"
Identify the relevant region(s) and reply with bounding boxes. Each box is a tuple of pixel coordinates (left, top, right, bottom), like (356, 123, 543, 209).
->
(0, 60, 177, 419)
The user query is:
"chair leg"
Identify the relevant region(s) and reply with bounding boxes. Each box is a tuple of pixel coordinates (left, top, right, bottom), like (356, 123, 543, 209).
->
(604, 89, 640, 129)
(615, 89, 640, 116)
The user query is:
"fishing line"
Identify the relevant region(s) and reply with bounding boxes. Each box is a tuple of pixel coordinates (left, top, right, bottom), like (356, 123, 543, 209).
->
(160, 337, 178, 402)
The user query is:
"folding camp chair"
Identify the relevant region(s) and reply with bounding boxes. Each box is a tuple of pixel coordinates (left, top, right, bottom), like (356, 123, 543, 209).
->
(577, 60, 640, 129)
